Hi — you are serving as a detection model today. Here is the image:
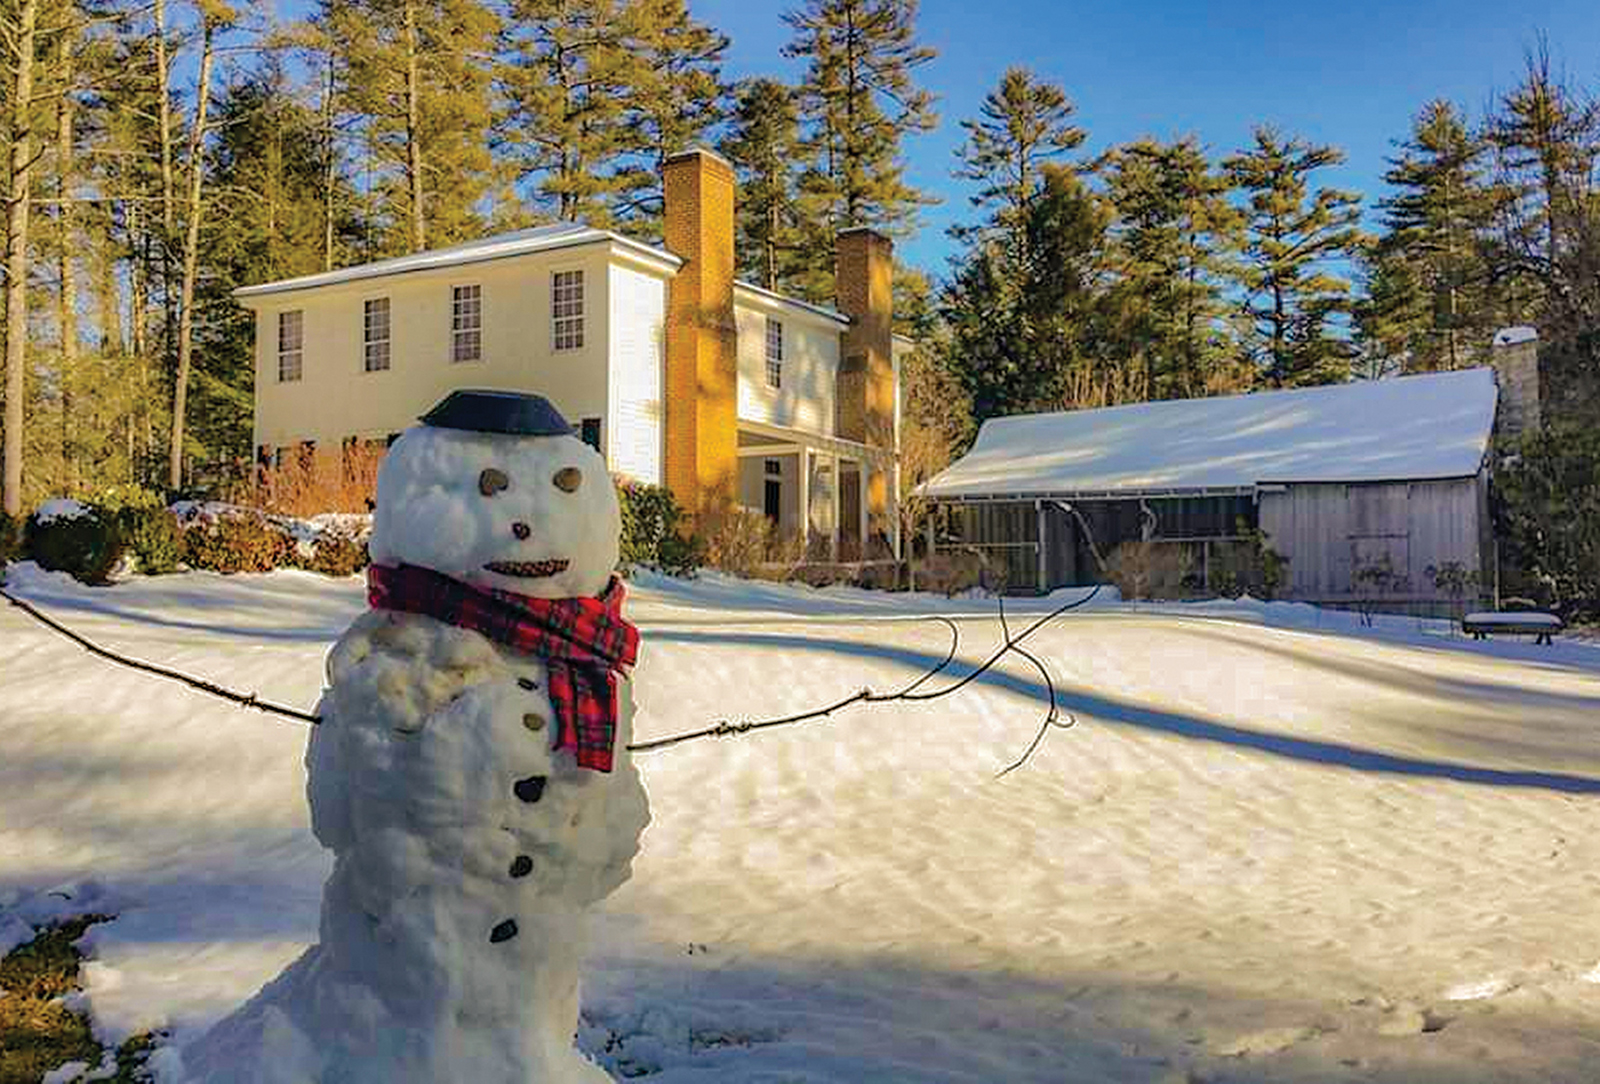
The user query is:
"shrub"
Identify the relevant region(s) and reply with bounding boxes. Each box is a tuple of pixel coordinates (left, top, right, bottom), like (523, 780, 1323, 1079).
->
(230, 441, 386, 518)
(1104, 540, 1194, 601)
(910, 551, 990, 596)
(616, 480, 703, 577)
(1207, 522, 1290, 601)
(301, 532, 370, 577)
(0, 510, 22, 568)
(702, 505, 772, 578)
(1495, 423, 1600, 622)
(27, 501, 124, 585)
(179, 507, 296, 573)
(117, 507, 184, 575)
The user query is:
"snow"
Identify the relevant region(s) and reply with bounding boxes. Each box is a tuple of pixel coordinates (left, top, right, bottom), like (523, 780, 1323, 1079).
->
(179, 426, 645, 1082)
(1493, 326, 1538, 347)
(232, 223, 679, 300)
(924, 368, 1499, 498)
(32, 498, 91, 525)
(4, 560, 1600, 1082)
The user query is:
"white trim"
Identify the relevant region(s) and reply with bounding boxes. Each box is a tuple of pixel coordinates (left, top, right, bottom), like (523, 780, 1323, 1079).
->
(733, 280, 849, 328)
(233, 224, 680, 301)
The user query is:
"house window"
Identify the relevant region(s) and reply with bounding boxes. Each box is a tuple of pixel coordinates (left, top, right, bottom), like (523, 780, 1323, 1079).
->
(451, 284, 481, 362)
(581, 417, 603, 454)
(277, 310, 303, 382)
(552, 270, 584, 351)
(364, 297, 391, 372)
(765, 316, 783, 388)
(763, 457, 782, 522)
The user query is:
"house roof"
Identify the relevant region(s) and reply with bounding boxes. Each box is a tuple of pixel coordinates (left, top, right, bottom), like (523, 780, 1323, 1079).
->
(924, 368, 1499, 500)
(231, 223, 682, 299)
(733, 279, 849, 326)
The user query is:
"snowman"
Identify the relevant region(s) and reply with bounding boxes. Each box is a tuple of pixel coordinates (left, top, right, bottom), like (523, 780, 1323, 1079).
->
(182, 390, 651, 1084)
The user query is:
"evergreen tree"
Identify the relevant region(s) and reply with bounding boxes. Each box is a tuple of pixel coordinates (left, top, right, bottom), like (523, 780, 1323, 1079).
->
(191, 66, 353, 463)
(311, 0, 500, 255)
(1372, 100, 1499, 371)
(952, 67, 1083, 247)
(783, 0, 936, 299)
(940, 164, 1114, 422)
(621, 0, 728, 228)
(498, 0, 644, 227)
(720, 77, 803, 291)
(1100, 137, 1244, 399)
(1224, 127, 1365, 387)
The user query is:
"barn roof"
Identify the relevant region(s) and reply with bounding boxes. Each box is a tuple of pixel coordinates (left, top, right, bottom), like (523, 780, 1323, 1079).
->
(924, 368, 1499, 500)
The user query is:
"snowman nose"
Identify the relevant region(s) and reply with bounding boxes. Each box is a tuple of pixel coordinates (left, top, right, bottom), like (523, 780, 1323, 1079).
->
(512, 522, 531, 540)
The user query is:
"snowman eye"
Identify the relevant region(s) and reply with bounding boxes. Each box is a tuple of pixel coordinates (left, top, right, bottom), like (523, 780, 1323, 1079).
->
(479, 468, 509, 496)
(553, 467, 582, 493)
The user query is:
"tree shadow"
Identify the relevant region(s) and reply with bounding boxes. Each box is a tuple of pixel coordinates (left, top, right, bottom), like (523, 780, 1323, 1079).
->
(645, 628, 1600, 795)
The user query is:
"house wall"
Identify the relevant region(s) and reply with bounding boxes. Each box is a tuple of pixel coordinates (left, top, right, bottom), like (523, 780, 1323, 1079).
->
(734, 294, 840, 437)
(1260, 477, 1485, 613)
(607, 263, 666, 483)
(250, 245, 673, 479)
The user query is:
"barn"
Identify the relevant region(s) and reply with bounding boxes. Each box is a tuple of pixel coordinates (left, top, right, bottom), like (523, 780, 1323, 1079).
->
(923, 365, 1510, 617)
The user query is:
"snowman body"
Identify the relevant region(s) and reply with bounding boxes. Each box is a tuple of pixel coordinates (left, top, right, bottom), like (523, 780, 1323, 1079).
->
(183, 407, 649, 1083)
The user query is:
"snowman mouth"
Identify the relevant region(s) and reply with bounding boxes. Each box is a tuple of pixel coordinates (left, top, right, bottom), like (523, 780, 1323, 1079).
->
(484, 558, 570, 579)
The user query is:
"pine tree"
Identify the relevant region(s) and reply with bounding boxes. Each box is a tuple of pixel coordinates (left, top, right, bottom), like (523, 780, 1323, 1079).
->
(191, 65, 350, 464)
(499, 0, 642, 227)
(1100, 137, 1244, 399)
(952, 67, 1083, 247)
(720, 77, 803, 291)
(940, 164, 1114, 422)
(783, 0, 936, 299)
(1224, 126, 1365, 387)
(620, 0, 727, 229)
(311, 0, 500, 255)
(1372, 100, 1500, 371)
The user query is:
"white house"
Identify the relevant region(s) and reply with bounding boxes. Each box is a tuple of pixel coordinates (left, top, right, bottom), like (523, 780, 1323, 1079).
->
(234, 148, 910, 556)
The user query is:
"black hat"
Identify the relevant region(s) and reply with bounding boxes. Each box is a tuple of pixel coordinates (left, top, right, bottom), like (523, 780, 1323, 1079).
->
(419, 389, 575, 436)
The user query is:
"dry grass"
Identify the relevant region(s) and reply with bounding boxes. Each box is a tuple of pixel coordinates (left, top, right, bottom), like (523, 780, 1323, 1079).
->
(0, 917, 157, 1083)
(229, 442, 386, 518)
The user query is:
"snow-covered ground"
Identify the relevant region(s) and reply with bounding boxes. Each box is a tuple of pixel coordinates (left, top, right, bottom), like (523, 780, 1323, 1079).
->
(3, 562, 1599, 1082)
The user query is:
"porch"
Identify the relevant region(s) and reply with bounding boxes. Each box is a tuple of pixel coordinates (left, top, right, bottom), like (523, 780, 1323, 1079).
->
(735, 421, 899, 560)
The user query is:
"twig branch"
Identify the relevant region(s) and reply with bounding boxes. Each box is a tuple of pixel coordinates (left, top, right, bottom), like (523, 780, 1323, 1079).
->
(0, 582, 1099, 770)
(0, 587, 320, 724)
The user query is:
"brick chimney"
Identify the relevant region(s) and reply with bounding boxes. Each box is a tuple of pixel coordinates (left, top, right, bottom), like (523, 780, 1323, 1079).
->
(662, 147, 738, 515)
(1490, 326, 1541, 439)
(835, 227, 896, 535)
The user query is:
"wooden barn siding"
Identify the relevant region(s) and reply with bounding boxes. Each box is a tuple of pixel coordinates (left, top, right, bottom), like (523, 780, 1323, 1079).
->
(1259, 478, 1483, 606)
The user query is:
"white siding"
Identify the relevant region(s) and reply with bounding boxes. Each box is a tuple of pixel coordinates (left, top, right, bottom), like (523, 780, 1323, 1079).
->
(606, 264, 666, 483)
(734, 299, 838, 436)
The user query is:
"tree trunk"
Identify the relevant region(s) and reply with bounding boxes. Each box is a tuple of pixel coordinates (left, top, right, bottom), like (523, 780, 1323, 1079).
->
(323, 56, 336, 272)
(3, 0, 40, 516)
(155, 0, 175, 235)
(168, 18, 217, 491)
(57, 28, 79, 495)
(403, 0, 425, 252)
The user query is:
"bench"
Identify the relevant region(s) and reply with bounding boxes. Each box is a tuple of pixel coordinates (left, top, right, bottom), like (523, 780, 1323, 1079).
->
(1462, 611, 1564, 645)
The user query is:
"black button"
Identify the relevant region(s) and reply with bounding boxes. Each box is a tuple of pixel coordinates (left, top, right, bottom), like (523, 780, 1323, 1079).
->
(490, 919, 518, 943)
(509, 855, 533, 878)
(514, 776, 546, 803)
(517, 677, 538, 691)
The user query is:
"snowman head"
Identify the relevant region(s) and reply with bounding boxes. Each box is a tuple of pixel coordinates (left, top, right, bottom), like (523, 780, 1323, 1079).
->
(368, 391, 620, 599)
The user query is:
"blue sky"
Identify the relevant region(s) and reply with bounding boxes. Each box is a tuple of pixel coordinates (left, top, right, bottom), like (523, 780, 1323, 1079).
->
(267, 0, 1599, 280)
(695, 0, 1600, 278)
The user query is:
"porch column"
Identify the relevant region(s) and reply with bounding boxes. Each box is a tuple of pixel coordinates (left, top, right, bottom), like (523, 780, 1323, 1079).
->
(1036, 499, 1048, 593)
(830, 453, 840, 559)
(890, 458, 902, 560)
(798, 449, 811, 550)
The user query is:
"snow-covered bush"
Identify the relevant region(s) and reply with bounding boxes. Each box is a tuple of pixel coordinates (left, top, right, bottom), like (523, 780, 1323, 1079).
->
(26, 501, 123, 585)
(90, 486, 183, 575)
(299, 531, 369, 577)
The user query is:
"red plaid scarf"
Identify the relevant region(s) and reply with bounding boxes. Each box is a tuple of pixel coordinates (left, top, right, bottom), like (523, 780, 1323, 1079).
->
(366, 563, 639, 772)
